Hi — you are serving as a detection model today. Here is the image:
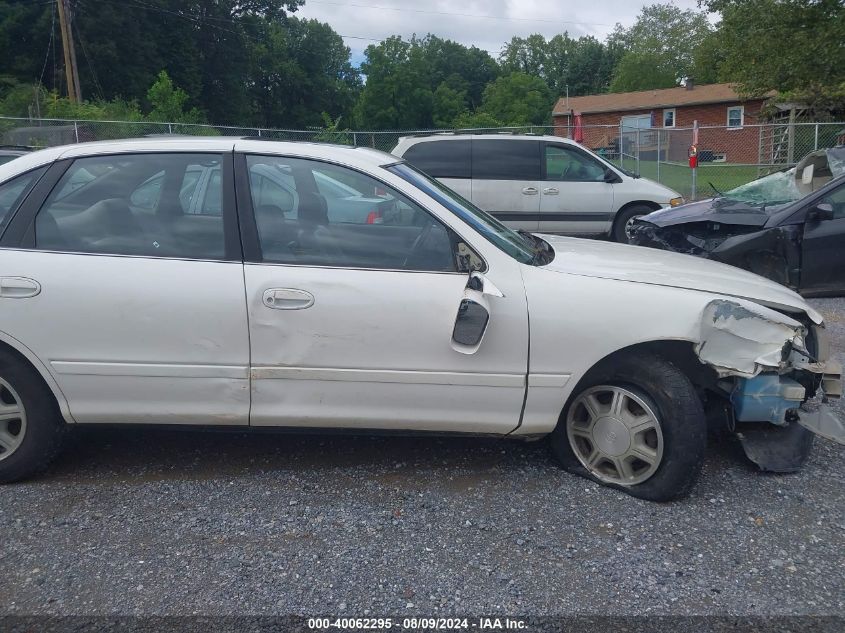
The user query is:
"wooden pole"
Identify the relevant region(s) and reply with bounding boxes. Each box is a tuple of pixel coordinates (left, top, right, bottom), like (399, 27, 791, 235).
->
(56, 0, 81, 102)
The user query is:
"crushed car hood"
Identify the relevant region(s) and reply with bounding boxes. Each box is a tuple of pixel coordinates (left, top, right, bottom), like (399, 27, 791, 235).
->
(639, 197, 777, 228)
(537, 234, 822, 323)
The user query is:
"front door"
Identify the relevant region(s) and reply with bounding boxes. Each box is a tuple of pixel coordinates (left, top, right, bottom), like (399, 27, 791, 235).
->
(471, 139, 541, 232)
(800, 182, 845, 294)
(238, 152, 529, 433)
(0, 152, 250, 425)
(538, 143, 615, 234)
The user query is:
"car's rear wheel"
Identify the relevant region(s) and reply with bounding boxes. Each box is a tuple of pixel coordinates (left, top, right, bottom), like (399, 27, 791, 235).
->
(550, 352, 706, 501)
(612, 204, 654, 243)
(0, 351, 64, 483)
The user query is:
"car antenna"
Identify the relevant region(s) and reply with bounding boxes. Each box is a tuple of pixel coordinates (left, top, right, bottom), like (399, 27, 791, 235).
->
(708, 181, 723, 197)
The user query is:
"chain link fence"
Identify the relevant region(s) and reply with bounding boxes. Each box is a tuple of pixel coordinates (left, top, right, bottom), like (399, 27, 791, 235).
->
(2, 116, 843, 200)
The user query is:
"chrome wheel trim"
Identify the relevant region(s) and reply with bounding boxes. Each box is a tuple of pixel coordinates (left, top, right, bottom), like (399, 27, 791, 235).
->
(566, 385, 664, 486)
(0, 378, 27, 462)
(623, 214, 645, 240)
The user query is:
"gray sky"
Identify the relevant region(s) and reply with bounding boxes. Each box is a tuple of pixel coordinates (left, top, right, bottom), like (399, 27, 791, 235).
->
(295, 0, 707, 65)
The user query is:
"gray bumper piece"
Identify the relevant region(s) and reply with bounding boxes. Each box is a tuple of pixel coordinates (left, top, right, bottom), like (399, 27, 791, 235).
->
(798, 403, 845, 444)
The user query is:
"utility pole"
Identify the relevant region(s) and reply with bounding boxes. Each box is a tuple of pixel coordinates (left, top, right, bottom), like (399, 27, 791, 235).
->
(56, 0, 82, 102)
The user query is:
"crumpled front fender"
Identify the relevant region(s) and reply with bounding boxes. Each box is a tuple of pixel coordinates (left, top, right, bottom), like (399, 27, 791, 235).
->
(695, 299, 805, 378)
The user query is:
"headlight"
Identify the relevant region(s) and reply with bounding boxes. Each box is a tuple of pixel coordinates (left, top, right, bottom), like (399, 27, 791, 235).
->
(669, 197, 685, 207)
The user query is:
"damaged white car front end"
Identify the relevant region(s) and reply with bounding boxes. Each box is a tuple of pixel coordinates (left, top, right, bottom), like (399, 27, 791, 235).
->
(695, 298, 844, 468)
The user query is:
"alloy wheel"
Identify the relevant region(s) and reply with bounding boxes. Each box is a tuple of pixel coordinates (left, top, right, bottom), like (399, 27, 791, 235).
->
(566, 385, 663, 485)
(0, 378, 27, 462)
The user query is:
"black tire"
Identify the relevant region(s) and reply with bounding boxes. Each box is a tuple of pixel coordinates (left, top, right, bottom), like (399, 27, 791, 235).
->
(550, 351, 707, 502)
(0, 349, 65, 483)
(611, 204, 655, 243)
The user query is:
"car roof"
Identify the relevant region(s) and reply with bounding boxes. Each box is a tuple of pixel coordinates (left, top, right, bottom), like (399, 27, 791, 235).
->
(398, 133, 571, 144)
(0, 137, 401, 182)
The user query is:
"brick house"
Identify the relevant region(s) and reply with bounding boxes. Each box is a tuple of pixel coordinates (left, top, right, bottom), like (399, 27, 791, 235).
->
(552, 82, 775, 164)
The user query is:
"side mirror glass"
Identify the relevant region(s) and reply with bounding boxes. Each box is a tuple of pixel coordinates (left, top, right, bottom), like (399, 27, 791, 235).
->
(452, 299, 489, 346)
(807, 202, 834, 222)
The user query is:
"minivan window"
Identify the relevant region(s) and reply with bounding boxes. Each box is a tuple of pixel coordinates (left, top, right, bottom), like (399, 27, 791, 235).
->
(545, 145, 606, 182)
(402, 140, 471, 179)
(472, 140, 541, 181)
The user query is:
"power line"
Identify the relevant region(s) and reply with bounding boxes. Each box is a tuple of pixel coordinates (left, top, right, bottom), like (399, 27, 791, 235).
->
(304, 0, 614, 28)
(36, 0, 56, 89)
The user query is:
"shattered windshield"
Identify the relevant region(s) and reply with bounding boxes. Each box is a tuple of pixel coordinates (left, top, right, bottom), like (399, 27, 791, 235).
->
(722, 147, 845, 209)
(722, 167, 802, 207)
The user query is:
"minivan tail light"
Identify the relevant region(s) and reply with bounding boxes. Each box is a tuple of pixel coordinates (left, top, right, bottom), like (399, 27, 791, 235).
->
(366, 210, 383, 224)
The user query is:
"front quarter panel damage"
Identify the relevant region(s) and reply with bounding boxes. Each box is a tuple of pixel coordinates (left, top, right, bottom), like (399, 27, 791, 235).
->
(696, 299, 804, 378)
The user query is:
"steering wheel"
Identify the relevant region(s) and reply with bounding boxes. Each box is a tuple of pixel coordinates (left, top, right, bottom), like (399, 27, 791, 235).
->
(402, 221, 434, 269)
(560, 162, 574, 180)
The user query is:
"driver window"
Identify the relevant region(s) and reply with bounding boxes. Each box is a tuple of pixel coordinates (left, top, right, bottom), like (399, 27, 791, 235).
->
(246, 155, 458, 272)
(545, 145, 605, 182)
(820, 184, 845, 219)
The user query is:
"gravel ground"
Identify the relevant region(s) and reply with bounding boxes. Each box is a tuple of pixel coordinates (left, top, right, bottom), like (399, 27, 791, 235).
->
(1, 300, 844, 620)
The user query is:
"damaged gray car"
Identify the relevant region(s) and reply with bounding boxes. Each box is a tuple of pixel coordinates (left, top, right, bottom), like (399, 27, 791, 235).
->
(630, 147, 845, 296)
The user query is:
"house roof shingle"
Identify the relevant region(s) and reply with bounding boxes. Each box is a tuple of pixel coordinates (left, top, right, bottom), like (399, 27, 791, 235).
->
(552, 83, 775, 115)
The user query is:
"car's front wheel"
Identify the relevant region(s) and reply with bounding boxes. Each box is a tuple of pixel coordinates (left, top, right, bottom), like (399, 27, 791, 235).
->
(0, 350, 64, 483)
(612, 204, 654, 243)
(550, 352, 706, 501)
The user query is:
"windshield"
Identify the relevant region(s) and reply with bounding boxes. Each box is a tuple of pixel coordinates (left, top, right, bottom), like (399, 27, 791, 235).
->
(387, 162, 536, 264)
(721, 167, 802, 207)
(722, 147, 845, 209)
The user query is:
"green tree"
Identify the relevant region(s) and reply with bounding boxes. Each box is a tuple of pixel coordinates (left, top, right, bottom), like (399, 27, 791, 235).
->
(700, 0, 845, 112)
(145, 71, 202, 123)
(609, 3, 715, 92)
(432, 82, 467, 128)
(479, 72, 551, 126)
(249, 17, 360, 128)
(452, 110, 504, 130)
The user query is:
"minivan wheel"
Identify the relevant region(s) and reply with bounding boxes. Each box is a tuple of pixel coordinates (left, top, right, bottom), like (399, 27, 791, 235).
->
(612, 204, 654, 243)
(550, 352, 706, 501)
(0, 351, 64, 483)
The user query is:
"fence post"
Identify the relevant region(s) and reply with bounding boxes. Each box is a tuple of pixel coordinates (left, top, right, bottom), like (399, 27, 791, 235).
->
(353, 132, 357, 147)
(814, 123, 819, 151)
(168, 123, 173, 134)
(636, 127, 641, 175)
(73, 120, 79, 143)
(257, 128, 262, 137)
(656, 128, 660, 184)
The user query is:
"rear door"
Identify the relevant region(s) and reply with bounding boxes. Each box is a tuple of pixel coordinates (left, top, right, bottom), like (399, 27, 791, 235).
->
(539, 142, 615, 234)
(471, 139, 541, 232)
(800, 181, 845, 294)
(0, 151, 250, 425)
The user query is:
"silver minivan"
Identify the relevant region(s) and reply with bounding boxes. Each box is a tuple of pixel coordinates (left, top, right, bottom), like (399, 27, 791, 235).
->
(392, 134, 684, 242)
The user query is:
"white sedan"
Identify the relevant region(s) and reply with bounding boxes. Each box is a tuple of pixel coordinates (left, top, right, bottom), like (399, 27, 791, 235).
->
(0, 138, 842, 501)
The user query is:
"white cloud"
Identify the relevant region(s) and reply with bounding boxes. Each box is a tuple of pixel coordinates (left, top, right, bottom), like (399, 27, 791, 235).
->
(295, 0, 705, 65)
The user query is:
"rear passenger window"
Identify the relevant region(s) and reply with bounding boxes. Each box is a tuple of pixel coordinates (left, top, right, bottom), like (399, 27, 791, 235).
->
(0, 167, 46, 228)
(472, 140, 541, 180)
(402, 140, 471, 179)
(34, 153, 226, 259)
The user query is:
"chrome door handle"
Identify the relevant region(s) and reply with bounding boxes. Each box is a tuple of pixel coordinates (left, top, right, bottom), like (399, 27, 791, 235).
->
(522, 187, 538, 195)
(262, 288, 314, 310)
(0, 277, 41, 298)
(543, 187, 559, 195)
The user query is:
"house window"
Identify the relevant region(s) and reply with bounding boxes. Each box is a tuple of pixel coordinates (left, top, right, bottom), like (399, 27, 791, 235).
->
(662, 108, 675, 128)
(727, 105, 744, 128)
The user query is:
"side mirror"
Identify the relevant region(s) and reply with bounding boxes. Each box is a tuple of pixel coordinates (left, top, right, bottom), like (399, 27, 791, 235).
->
(452, 299, 489, 347)
(604, 168, 620, 183)
(807, 202, 834, 222)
